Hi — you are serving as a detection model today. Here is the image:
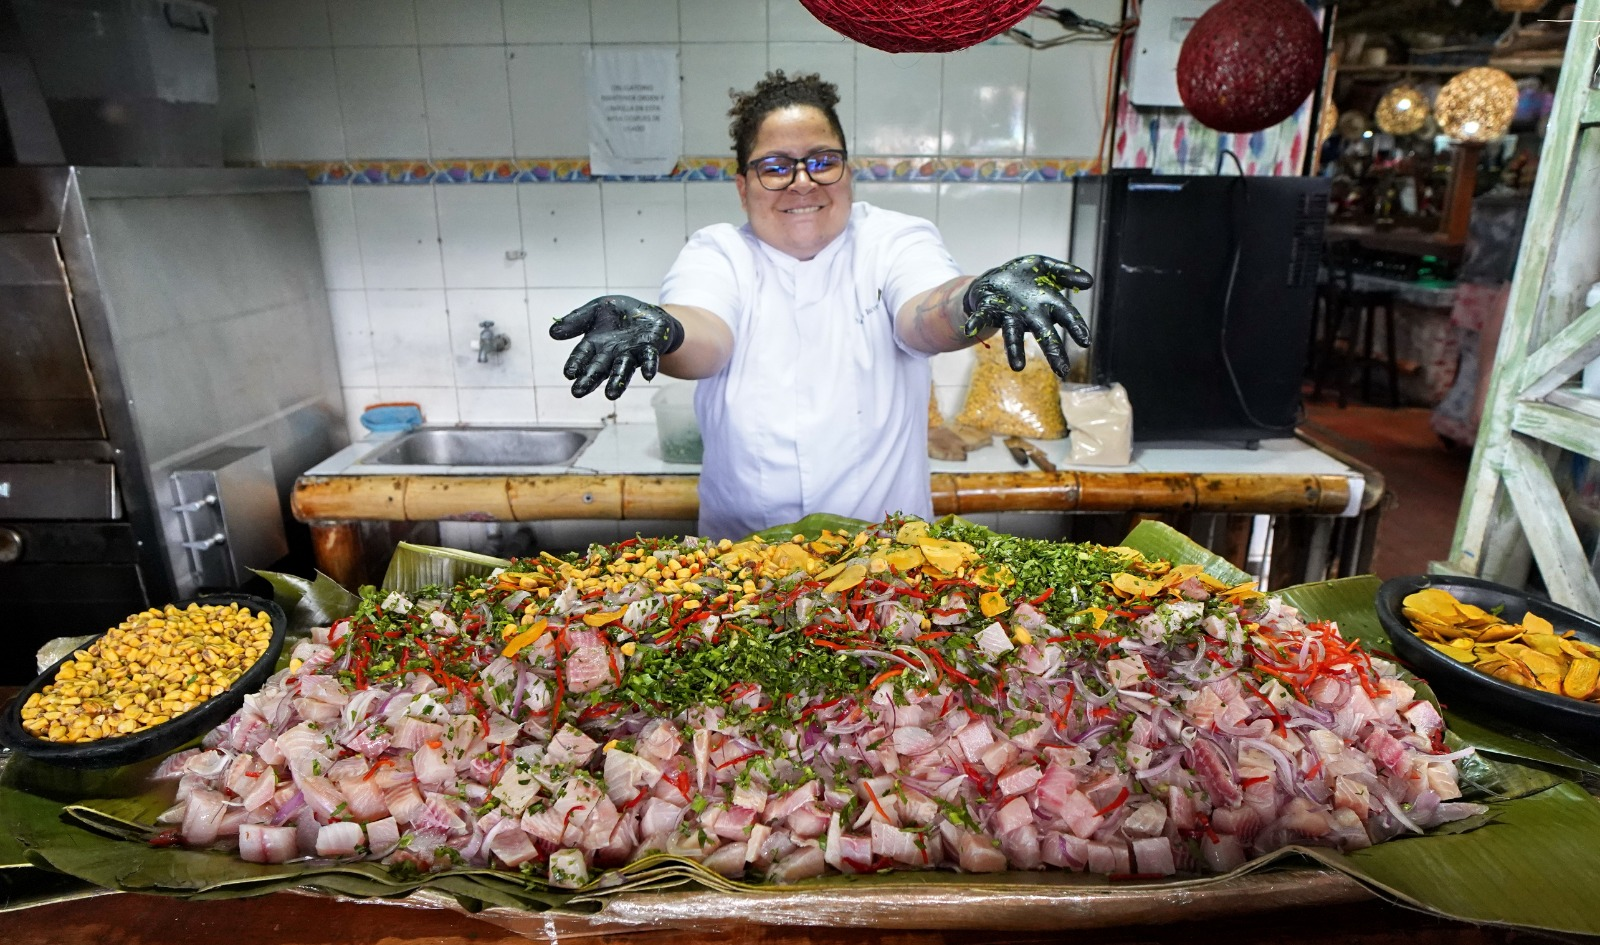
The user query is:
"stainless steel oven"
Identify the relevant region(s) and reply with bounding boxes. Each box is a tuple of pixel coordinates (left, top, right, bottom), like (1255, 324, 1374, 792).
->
(0, 166, 346, 682)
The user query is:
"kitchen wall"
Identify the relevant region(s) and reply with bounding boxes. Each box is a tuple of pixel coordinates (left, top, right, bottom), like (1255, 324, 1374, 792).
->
(210, 0, 1120, 439)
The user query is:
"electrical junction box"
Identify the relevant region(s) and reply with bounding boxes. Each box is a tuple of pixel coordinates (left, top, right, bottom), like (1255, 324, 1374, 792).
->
(1127, 0, 1221, 108)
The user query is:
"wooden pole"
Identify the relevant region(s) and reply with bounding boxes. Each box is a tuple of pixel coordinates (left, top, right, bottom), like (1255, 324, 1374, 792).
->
(1441, 141, 1484, 246)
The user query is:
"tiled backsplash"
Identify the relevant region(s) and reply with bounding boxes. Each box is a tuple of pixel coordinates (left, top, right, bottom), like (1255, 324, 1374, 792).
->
(212, 0, 1119, 438)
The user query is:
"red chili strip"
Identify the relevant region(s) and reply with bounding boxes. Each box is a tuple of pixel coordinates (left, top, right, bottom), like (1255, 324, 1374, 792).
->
(1093, 786, 1130, 817)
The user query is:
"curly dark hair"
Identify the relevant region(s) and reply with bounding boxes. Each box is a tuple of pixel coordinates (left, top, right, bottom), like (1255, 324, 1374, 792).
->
(727, 70, 848, 173)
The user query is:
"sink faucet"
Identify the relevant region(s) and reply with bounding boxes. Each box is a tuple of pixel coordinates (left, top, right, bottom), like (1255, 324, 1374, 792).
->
(476, 320, 510, 363)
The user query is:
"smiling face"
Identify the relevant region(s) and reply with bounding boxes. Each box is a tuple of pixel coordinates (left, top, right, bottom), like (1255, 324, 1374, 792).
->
(735, 105, 853, 261)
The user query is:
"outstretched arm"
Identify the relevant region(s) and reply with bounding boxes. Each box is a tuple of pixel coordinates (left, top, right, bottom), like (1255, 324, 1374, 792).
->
(896, 255, 1094, 378)
(549, 296, 734, 399)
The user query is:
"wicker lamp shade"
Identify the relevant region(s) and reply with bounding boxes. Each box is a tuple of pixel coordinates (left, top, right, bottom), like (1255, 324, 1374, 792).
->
(796, 0, 1039, 53)
(1436, 67, 1519, 142)
(1375, 84, 1431, 135)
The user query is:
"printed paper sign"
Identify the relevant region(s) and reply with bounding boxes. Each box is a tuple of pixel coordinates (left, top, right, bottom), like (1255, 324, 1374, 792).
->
(586, 47, 682, 176)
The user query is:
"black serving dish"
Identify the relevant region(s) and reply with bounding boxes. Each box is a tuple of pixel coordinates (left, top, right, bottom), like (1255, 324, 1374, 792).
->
(1376, 574, 1600, 738)
(0, 593, 287, 769)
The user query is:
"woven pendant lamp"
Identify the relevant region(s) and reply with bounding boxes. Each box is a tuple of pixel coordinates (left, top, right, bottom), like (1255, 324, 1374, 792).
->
(1375, 84, 1431, 136)
(796, 0, 1040, 53)
(1436, 67, 1518, 142)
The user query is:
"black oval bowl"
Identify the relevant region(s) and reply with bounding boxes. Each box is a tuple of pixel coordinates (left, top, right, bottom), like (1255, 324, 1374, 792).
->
(0, 593, 287, 769)
(1377, 574, 1600, 737)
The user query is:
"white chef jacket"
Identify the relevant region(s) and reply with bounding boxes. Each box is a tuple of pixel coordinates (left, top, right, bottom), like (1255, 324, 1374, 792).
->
(660, 202, 962, 539)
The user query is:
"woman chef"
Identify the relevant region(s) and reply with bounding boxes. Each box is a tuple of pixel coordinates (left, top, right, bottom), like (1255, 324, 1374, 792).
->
(551, 71, 1093, 540)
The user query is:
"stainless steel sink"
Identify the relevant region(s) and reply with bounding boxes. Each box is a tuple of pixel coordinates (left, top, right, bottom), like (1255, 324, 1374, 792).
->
(357, 426, 598, 467)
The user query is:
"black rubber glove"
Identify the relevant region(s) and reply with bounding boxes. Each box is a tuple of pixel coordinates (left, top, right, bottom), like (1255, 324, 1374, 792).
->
(962, 254, 1095, 379)
(549, 295, 685, 400)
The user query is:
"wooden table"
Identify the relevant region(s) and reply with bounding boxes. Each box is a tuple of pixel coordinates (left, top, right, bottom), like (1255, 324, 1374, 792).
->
(0, 885, 1571, 944)
(291, 431, 1384, 592)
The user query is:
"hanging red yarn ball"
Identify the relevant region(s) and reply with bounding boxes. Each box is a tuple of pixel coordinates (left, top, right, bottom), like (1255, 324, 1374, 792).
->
(1176, 0, 1323, 134)
(798, 0, 1040, 53)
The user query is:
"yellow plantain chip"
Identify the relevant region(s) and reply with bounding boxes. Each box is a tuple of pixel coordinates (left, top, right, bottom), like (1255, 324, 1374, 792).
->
(1078, 607, 1110, 630)
(1521, 612, 1555, 635)
(885, 547, 925, 572)
(1564, 657, 1599, 700)
(1111, 573, 1165, 598)
(822, 564, 868, 595)
(1403, 588, 1465, 621)
(1524, 634, 1567, 658)
(1520, 649, 1566, 693)
(1429, 640, 1477, 663)
(895, 521, 930, 544)
(868, 556, 889, 574)
(1476, 624, 1525, 644)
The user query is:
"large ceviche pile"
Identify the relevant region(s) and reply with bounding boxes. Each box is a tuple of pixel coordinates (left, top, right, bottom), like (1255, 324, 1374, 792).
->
(162, 518, 1482, 887)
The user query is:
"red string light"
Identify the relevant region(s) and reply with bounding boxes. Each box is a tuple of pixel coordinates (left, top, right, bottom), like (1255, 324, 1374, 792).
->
(798, 0, 1041, 53)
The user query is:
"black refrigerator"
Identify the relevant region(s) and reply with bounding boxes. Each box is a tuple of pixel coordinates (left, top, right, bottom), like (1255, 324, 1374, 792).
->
(1071, 171, 1330, 443)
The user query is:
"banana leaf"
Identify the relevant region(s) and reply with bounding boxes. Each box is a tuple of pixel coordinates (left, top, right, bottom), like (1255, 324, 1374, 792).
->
(7, 519, 1600, 935)
(751, 513, 872, 544)
(252, 569, 361, 635)
(383, 542, 511, 593)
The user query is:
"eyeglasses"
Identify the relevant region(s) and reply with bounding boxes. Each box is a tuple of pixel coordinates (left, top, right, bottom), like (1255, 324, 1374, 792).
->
(747, 149, 848, 191)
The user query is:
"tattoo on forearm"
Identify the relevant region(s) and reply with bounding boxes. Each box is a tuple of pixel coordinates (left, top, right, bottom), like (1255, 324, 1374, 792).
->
(906, 278, 971, 353)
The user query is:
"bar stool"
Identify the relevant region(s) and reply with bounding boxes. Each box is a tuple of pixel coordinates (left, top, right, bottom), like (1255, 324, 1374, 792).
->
(1312, 242, 1400, 408)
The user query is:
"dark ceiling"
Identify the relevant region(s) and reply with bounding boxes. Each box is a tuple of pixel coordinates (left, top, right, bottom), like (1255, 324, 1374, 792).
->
(1331, 0, 1538, 34)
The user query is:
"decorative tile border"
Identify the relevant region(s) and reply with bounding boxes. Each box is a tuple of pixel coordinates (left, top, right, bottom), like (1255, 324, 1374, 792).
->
(275, 157, 1097, 185)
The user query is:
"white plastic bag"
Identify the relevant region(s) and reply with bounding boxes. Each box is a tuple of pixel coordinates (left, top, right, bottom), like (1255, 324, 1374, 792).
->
(1062, 383, 1132, 466)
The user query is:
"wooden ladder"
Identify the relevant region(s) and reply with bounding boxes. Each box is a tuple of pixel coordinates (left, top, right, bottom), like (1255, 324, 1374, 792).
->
(1447, 0, 1600, 614)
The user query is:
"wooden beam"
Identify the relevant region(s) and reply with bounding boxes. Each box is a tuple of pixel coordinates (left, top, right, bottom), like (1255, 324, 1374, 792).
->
(1543, 388, 1600, 423)
(1509, 400, 1600, 464)
(1450, 7, 1600, 571)
(1496, 436, 1600, 614)
(1516, 301, 1600, 401)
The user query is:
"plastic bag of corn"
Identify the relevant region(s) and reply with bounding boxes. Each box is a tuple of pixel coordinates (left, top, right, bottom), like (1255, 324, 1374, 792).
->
(954, 340, 1068, 439)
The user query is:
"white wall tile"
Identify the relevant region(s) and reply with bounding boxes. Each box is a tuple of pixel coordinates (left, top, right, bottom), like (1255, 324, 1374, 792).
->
(328, 0, 419, 46)
(600, 183, 686, 287)
(680, 0, 766, 42)
(415, 0, 506, 44)
(310, 186, 366, 288)
(936, 183, 1022, 274)
(520, 184, 609, 287)
(768, 43, 855, 143)
(216, 50, 260, 164)
(508, 45, 590, 155)
(854, 181, 937, 221)
(941, 45, 1030, 155)
(327, 289, 377, 386)
(609, 383, 658, 422)
(854, 50, 940, 155)
(680, 43, 768, 155)
(1018, 181, 1074, 262)
(243, 0, 331, 47)
(341, 385, 381, 440)
(377, 385, 461, 422)
(1026, 45, 1111, 157)
(212, 0, 248, 49)
(528, 287, 604, 386)
(505, 0, 592, 43)
(422, 46, 514, 157)
(534, 386, 615, 423)
(768, 0, 841, 42)
(437, 186, 525, 287)
(447, 289, 535, 386)
(459, 386, 541, 422)
(367, 289, 455, 386)
(592, 0, 679, 43)
(609, 285, 661, 304)
(353, 187, 445, 288)
(336, 47, 428, 158)
(251, 49, 346, 160)
(685, 183, 745, 234)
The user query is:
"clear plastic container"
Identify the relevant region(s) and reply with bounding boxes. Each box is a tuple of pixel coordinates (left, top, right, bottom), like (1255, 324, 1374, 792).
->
(651, 384, 703, 464)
